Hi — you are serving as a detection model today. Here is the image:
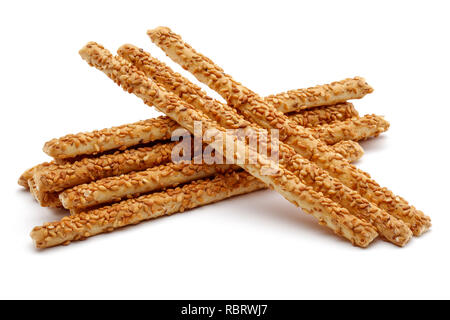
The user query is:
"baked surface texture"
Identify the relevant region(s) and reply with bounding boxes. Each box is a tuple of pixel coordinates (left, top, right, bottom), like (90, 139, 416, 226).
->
(79, 42, 379, 247)
(147, 26, 430, 236)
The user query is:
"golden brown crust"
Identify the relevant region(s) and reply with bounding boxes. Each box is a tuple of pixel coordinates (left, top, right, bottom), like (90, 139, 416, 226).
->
(119, 45, 369, 144)
(34, 142, 175, 193)
(60, 140, 362, 211)
(38, 47, 368, 163)
(79, 42, 378, 247)
(60, 163, 235, 210)
(118, 44, 250, 130)
(285, 152, 412, 246)
(19, 167, 37, 189)
(31, 171, 266, 249)
(147, 26, 430, 236)
(18, 161, 58, 189)
(265, 77, 374, 113)
(43, 117, 179, 159)
(118, 45, 364, 165)
(120, 42, 410, 246)
(287, 103, 359, 128)
(41, 114, 364, 166)
(307, 114, 390, 145)
(28, 178, 62, 208)
(42, 104, 360, 161)
(330, 141, 363, 163)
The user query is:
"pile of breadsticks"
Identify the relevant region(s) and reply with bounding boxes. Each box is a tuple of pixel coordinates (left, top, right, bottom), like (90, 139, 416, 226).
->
(21, 27, 431, 249)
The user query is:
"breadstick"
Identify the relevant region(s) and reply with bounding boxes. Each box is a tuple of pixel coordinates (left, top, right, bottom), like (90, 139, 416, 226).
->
(62, 140, 361, 209)
(60, 163, 235, 210)
(22, 137, 360, 208)
(118, 44, 365, 163)
(287, 103, 359, 128)
(331, 141, 363, 163)
(42, 82, 364, 160)
(34, 142, 175, 193)
(307, 114, 390, 145)
(119, 43, 411, 246)
(42, 114, 365, 164)
(28, 178, 62, 208)
(22, 136, 360, 198)
(64, 141, 360, 209)
(332, 140, 363, 161)
(265, 77, 374, 113)
(43, 117, 178, 159)
(80, 42, 378, 247)
(31, 171, 268, 248)
(62, 141, 360, 212)
(148, 27, 430, 236)
(18, 161, 58, 189)
(120, 44, 366, 163)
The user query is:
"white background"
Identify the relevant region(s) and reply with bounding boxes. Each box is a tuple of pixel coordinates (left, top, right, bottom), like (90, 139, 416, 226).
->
(0, 0, 449, 299)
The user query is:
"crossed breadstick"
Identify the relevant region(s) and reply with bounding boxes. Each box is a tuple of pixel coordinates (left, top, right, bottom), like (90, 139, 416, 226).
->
(147, 27, 430, 236)
(43, 83, 370, 160)
(76, 42, 380, 247)
(25, 28, 430, 248)
(115, 43, 411, 246)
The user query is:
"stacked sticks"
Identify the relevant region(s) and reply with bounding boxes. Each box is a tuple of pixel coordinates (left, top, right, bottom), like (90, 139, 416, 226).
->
(21, 27, 430, 249)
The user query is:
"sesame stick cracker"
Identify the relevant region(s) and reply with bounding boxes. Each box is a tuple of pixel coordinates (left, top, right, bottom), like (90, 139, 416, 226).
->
(18, 161, 58, 189)
(307, 114, 390, 145)
(287, 103, 359, 128)
(80, 42, 378, 247)
(60, 163, 235, 210)
(41, 111, 366, 163)
(42, 112, 366, 164)
(30, 171, 266, 248)
(34, 142, 175, 193)
(148, 27, 430, 236)
(42, 53, 370, 161)
(119, 44, 410, 246)
(28, 178, 62, 208)
(265, 77, 374, 113)
(43, 117, 179, 159)
(333, 140, 363, 162)
(118, 43, 367, 164)
(20, 138, 361, 199)
(331, 141, 364, 163)
(118, 45, 368, 166)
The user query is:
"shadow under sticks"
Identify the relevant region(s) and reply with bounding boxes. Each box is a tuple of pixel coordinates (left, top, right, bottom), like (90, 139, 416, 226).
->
(227, 189, 352, 246)
(28, 187, 385, 251)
